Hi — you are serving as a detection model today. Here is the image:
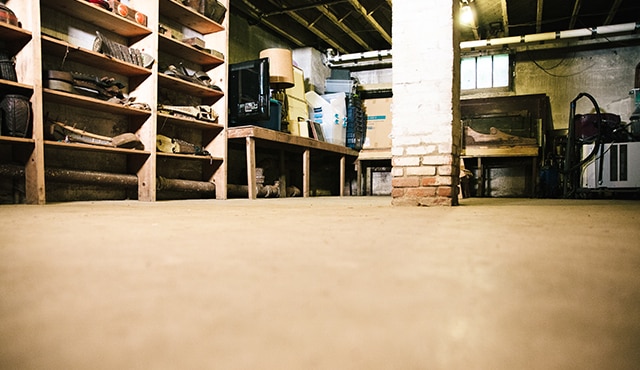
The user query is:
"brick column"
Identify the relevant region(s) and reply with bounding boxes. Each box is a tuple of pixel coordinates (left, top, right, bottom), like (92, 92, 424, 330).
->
(391, 0, 461, 206)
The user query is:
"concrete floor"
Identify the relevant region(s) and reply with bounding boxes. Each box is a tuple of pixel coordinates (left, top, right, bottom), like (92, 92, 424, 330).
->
(1, 196, 639, 369)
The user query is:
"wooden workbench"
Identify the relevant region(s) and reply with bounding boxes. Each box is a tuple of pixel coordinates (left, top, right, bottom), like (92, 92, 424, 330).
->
(227, 125, 359, 199)
(462, 145, 540, 197)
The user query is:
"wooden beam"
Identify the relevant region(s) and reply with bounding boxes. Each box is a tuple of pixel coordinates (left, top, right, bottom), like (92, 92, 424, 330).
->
(237, 0, 308, 48)
(569, 0, 582, 29)
(317, 5, 372, 50)
(264, 0, 348, 54)
(536, 0, 544, 33)
(262, 0, 349, 16)
(246, 136, 257, 199)
(501, 0, 510, 36)
(303, 149, 310, 197)
(604, 0, 623, 26)
(347, 0, 392, 44)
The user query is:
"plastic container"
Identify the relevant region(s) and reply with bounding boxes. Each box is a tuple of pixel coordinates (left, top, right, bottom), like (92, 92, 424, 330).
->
(306, 91, 346, 145)
(325, 79, 353, 94)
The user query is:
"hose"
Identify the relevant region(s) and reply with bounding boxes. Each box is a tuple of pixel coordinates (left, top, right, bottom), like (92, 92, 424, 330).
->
(563, 92, 605, 197)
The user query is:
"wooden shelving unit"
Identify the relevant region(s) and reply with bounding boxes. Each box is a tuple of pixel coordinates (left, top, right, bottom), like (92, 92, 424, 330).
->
(0, 0, 229, 203)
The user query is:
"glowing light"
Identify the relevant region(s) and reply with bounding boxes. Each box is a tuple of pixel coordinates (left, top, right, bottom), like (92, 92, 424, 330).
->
(460, 5, 474, 25)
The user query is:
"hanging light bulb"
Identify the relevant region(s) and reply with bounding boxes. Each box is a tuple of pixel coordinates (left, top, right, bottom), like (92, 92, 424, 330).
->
(460, 4, 474, 25)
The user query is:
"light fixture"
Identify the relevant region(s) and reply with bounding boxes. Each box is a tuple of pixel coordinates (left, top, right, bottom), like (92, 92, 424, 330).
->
(460, 4, 474, 26)
(259, 48, 295, 133)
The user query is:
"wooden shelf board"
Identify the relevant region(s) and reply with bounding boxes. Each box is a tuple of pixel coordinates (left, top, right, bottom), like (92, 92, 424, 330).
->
(0, 136, 35, 145)
(46, 0, 152, 38)
(42, 36, 153, 77)
(157, 112, 223, 130)
(159, 34, 224, 68)
(44, 140, 151, 156)
(43, 88, 153, 116)
(0, 79, 34, 95)
(157, 152, 223, 162)
(158, 73, 224, 99)
(159, 0, 224, 35)
(0, 22, 32, 55)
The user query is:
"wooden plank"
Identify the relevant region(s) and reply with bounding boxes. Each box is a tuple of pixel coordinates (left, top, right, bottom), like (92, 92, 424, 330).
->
(157, 112, 223, 131)
(0, 79, 34, 95)
(158, 73, 224, 101)
(0, 22, 32, 55)
(159, 0, 224, 35)
(339, 155, 345, 197)
(156, 152, 223, 162)
(44, 140, 151, 156)
(462, 146, 539, 157)
(46, 0, 152, 38)
(41, 36, 152, 77)
(227, 125, 359, 157)
(158, 34, 224, 69)
(358, 148, 392, 160)
(43, 89, 153, 116)
(246, 137, 256, 199)
(302, 149, 310, 197)
(279, 149, 286, 197)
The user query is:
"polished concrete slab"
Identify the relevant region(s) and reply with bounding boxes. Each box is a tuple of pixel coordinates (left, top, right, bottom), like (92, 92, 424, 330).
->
(1, 196, 640, 369)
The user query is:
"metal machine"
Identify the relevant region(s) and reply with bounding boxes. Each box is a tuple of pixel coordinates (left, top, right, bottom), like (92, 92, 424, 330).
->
(562, 90, 640, 197)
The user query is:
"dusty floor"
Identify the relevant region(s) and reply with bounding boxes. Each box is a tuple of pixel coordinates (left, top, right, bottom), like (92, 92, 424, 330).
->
(1, 196, 640, 369)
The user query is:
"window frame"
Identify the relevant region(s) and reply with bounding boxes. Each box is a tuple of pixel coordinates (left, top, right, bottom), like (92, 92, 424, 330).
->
(460, 52, 513, 94)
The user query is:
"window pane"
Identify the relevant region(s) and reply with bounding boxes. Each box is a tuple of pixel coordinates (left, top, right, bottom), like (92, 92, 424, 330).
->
(476, 56, 493, 88)
(493, 54, 510, 87)
(461, 58, 476, 90)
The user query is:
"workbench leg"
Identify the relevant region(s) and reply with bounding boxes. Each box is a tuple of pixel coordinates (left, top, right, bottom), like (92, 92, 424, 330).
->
(279, 149, 287, 197)
(303, 149, 310, 197)
(477, 157, 484, 197)
(531, 156, 538, 198)
(339, 155, 346, 197)
(356, 159, 362, 196)
(246, 137, 257, 199)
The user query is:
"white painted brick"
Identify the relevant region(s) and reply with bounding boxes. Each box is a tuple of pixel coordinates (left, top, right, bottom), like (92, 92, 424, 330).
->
(405, 145, 431, 156)
(391, 167, 404, 177)
(391, 146, 404, 156)
(406, 166, 437, 176)
(393, 156, 421, 167)
(438, 165, 453, 176)
(391, 135, 422, 147)
(422, 154, 454, 166)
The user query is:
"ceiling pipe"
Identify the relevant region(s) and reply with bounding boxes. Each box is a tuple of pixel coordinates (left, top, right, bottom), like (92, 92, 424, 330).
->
(327, 22, 639, 68)
(461, 21, 640, 50)
(326, 49, 392, 68)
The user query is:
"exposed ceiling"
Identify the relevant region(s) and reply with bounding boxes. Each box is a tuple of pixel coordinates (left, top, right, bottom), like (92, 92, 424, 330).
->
(232, 0, 640, 56)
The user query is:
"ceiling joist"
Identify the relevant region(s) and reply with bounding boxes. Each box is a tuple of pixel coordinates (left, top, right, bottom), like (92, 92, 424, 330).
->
(604, 0, 623, 26)
(347, 0, 392, 44)
(317, 5, 372, 50)
(536, 0, 544, 33)
(569, 0, 582, 29)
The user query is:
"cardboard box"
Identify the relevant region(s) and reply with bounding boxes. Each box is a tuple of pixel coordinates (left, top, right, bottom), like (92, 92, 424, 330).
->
(363, 97, 392, 149)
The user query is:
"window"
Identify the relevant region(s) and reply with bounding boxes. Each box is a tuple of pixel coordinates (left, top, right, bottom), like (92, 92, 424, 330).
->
(461, 54, 511, 90)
